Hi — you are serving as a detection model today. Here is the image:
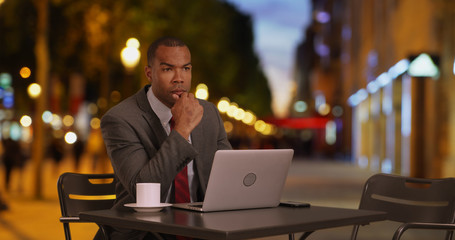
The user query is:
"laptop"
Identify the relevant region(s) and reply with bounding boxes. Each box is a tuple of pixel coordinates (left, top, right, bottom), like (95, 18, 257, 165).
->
(172, 149, 294, 212)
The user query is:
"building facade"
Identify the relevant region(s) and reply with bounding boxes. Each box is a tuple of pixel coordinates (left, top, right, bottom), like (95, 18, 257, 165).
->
(294, 0, 455, 177)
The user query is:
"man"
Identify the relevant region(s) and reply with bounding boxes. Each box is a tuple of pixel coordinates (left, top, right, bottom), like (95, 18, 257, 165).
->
(100, 36, 232, 239)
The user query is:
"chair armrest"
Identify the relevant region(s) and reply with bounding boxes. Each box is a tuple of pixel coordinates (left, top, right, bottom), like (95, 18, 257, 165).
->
(60, 216, 80, 223)
(60, 216, 96, 223)
(393, 222, 455, 240)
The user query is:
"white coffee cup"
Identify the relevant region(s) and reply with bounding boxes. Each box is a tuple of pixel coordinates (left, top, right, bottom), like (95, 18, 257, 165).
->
(136, 183, 160, 207)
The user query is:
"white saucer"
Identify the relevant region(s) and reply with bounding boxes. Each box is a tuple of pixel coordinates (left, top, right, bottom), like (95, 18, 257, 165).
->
(124, 203, 172, 213)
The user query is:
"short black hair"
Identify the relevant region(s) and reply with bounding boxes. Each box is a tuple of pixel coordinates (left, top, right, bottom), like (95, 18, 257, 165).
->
(147, 36, 187, 65)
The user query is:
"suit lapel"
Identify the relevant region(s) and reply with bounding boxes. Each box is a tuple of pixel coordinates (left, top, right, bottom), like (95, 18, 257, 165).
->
(136, 85, 167, 148)
(142, 112, 167, 148)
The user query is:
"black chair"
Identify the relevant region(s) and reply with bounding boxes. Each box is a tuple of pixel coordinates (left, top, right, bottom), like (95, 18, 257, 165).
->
(351, 173, 455, 240)
(57, 172, 116, 240)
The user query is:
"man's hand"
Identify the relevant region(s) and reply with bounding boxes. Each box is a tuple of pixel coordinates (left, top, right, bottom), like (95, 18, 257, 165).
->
(171, 92, 203, 140)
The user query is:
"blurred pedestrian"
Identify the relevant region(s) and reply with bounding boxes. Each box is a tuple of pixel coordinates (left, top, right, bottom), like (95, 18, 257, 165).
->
(0, 193, 7, 211)
(48, 137, 64, 166)
(1, 138, 26, 191)
(72, 134, 85, 171)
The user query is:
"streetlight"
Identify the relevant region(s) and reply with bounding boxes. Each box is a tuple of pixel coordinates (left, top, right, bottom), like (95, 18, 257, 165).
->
(120, 38, 141, 97)
(120, 38, 141, 71)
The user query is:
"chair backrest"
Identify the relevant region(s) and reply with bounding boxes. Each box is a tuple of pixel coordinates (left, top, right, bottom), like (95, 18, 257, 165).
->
(358, 173, 455, 224)
(58, 172, 116, 218)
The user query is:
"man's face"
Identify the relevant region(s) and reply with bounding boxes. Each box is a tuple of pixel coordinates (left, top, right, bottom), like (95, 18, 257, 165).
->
(145, 45, 192, 108)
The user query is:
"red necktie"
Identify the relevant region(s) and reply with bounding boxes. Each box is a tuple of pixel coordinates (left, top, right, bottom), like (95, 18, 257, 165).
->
(175, 166, 190, 203)
(170, 118, 191, 203)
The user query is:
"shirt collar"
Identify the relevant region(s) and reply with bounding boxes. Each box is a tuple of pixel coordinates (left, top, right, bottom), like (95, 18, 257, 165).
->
(146, 86, 172, 126)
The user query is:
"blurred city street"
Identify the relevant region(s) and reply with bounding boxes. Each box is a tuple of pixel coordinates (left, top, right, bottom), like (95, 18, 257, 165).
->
(0, 154, 445, 240)
(1, 0, 455, 239)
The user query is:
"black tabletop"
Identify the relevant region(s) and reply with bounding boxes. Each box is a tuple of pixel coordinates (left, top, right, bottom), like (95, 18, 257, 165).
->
(80, 206, 386, 239)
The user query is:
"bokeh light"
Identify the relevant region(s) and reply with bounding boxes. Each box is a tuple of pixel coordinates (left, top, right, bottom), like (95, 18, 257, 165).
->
(20, 67, 31, 79)
(62, 115, 74, 127)
(223, 121, 234, 134)
(3, 109, 13, 120)
(294, 100, 308, 113)
(317, 103, 331, 116)
(195, 83, 209, 100)
(87, 103, 98, 115)
(217, 97, 230, 113)
(3, 90, 14, 109)
(0, 110, 5, 121)
(90, 117, 101, 129)
(332, 105, 343, 117)
(227, 102, 238, 118)
(121, 47, 141, 68)
(28, 83, 42, 98)
(254, 120, 267, 132)
(242, 111, 256, 125)
(97, 97, 108, 109)
(50, 114, 62, 130)
(325, 120, 337, 145)
(2, 121, 10, 138)
(126, 38, 140, 48)
(42, 111, 53, 123)
(110, 91, 122, 103)
(121, 38, 141, 70)
(20, 115, 32, 127)
(9, 122, 21, 141)
(0, 73, 12, 88)
(262, 124, 274, 136)
(216, 97, 266, 134)
(233, 107, 245, 121)
(64, 131, 77, 144)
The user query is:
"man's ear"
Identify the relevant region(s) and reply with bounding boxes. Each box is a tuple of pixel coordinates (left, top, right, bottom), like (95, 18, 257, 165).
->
(144, 65, 152, 81)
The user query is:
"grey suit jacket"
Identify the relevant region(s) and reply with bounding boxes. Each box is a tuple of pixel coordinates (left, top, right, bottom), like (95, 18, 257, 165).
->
(100, 85, 232, 239)
(101, 85, 232, 209)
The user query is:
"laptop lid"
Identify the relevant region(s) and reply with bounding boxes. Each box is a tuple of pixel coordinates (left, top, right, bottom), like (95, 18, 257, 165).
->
(173, 149, 294, 212)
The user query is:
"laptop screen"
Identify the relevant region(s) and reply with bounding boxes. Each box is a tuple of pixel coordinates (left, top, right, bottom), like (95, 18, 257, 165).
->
(173, 149, 294, 212)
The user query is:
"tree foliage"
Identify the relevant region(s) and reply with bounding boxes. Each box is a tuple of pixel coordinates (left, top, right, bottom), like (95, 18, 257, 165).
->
(0, 0, 272, 116)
